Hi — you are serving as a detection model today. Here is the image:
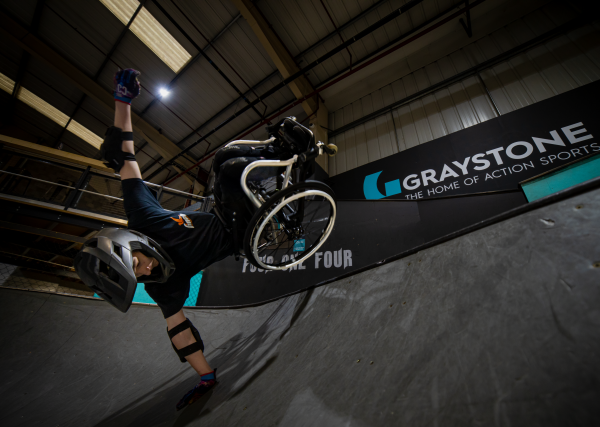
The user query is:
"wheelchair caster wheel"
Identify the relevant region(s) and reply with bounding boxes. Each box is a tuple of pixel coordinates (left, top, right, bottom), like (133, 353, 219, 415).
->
(326, 143, 338, 156)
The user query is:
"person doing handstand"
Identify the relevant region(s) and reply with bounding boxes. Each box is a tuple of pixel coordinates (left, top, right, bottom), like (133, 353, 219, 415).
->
(74, 69, 312, 411)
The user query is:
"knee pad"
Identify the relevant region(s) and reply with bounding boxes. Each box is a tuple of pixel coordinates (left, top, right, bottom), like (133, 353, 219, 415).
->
(100, 126, 136, 173)
(167, 318, 205, 363)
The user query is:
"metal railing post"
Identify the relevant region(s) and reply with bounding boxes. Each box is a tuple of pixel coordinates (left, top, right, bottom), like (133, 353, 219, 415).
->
(71, 172, 92, 209)
(156, 185, 164, 203)
(0, 144, 6, 190)
(63, 166, 91, 211)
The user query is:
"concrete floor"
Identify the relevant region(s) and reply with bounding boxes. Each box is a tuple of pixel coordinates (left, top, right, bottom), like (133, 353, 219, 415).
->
(1, 186, 599, 427)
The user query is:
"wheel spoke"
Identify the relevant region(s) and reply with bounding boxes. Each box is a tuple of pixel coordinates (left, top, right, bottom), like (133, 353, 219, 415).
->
(257, 228, 284, 250)
(307, 201, 322, 225)
(248, 184, 335, 269)
(272, 235, 291, 253)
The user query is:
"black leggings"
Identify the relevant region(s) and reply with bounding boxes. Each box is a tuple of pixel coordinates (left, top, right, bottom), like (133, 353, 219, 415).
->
(213, 145, 283, 218)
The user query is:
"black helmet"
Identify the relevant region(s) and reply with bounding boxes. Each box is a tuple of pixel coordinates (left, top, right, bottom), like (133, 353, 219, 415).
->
(74, 228, 175, 312)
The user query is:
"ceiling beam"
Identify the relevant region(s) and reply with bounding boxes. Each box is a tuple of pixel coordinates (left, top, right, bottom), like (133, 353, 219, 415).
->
(139, 0, 427, 182)
(54, 1, 147, 149)
(139, 13, 242, 118)
(0, 10, 196, 184)
(231, 0, 318, 116)
(3, 0, 45, 127)
(231, 0, 329, 172)
(138, 13, 244, 175)
(151, 0, 265, 121)
(0, 134, 113, 172)
(167, 0, 391, 155)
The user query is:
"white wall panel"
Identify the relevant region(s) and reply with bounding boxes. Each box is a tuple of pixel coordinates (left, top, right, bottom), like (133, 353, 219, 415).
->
(328, 7, 600, 176)
(371, 90, 397, 159)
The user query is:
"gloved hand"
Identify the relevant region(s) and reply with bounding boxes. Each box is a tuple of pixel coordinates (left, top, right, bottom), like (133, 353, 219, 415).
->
(176, 375, 217, 411)
(113, 68, 141, 104)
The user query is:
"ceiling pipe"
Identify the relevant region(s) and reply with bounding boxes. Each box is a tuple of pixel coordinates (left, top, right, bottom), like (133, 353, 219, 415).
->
(328, 16, 588, 137)
(0, 30, 187, 175)
(160, 0, 485, 186)
(135, 13, 243, 164)
(297, 0, 392, 61)
(138, 12, 243, 118)
(143, 0, 393, 167)
(34, 4, 201, 179)
(54, 0, 147, 149)
(4, 0, 45, 126)
(147, 0, 427, 181)
(319, 0, 352, 68)
(169, 0, 269, 114)
(141, 0, 396, 176)
(150, 0, 266, 121)
(10, 114, 86, 156)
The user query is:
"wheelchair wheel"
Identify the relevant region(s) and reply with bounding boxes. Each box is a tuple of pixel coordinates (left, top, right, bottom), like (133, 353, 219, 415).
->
(243, 181, 336, 271)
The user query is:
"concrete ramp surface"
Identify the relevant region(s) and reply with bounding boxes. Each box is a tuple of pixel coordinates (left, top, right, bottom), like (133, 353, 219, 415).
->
(1, 187, 599, 427)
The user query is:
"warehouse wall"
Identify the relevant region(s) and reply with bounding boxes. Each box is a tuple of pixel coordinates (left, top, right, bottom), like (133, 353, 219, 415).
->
(328, 4, 600, 176)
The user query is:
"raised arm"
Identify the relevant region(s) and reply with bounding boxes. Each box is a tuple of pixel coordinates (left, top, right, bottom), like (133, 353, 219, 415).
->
(100, 68, 142, 180)
(114, 101, 141, 180)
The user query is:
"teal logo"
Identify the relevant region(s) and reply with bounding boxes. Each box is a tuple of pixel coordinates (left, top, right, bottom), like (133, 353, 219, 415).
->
(293, 239, 305, 252)
(363, 171, 401, 200)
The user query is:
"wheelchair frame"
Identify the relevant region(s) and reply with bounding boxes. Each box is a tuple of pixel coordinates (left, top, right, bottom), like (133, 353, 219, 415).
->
(223, 126, 337, 271)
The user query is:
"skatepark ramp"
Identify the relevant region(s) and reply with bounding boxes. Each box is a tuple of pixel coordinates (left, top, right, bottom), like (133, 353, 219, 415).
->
(1, 182, 599, 427)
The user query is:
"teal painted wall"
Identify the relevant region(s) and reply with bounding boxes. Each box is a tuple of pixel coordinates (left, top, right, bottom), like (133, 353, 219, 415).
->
(94, 270, 203, 307)
(522, 154, 600, 202)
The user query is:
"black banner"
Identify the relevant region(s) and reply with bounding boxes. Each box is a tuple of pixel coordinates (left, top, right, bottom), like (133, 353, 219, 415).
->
(329, 81, 600, 201)
(198, 82, 599, 307)
(199, 192, 526, 307)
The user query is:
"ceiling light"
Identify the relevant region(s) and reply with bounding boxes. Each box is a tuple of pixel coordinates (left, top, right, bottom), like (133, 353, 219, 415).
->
(159, 87, 170, 98)
(0, 71, 103, 150)
(100, 0, 192, 73)
(0, 73, 15, 94)
(66, 121, 103, 149)
(18, 87, 70, 127)
(18, 86, 103, 148)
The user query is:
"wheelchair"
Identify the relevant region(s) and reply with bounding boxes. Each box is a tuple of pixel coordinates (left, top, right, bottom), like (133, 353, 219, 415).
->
(212, 117, 338, 271)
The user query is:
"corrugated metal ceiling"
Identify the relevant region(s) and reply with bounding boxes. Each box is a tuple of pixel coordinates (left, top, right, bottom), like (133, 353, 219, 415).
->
(327, 3, 600, 176)
(260, 0, 459, 87)
(1, 0, 594, 190)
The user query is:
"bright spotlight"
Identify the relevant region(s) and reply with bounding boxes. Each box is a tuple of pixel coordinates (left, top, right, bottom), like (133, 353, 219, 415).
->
(159, 87, 170, 98)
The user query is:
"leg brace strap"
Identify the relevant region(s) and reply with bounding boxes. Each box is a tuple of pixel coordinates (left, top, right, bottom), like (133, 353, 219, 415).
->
(100, 126, 136, 173)
(121, 131, 133, 141)
(168, 318, 205, 363)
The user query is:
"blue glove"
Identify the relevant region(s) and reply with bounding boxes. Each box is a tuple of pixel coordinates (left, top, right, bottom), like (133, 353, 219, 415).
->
(113, 68, 141, 104)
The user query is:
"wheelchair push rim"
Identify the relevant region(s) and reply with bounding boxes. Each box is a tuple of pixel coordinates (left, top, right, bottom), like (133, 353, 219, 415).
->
(246, 184, 336, 271)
